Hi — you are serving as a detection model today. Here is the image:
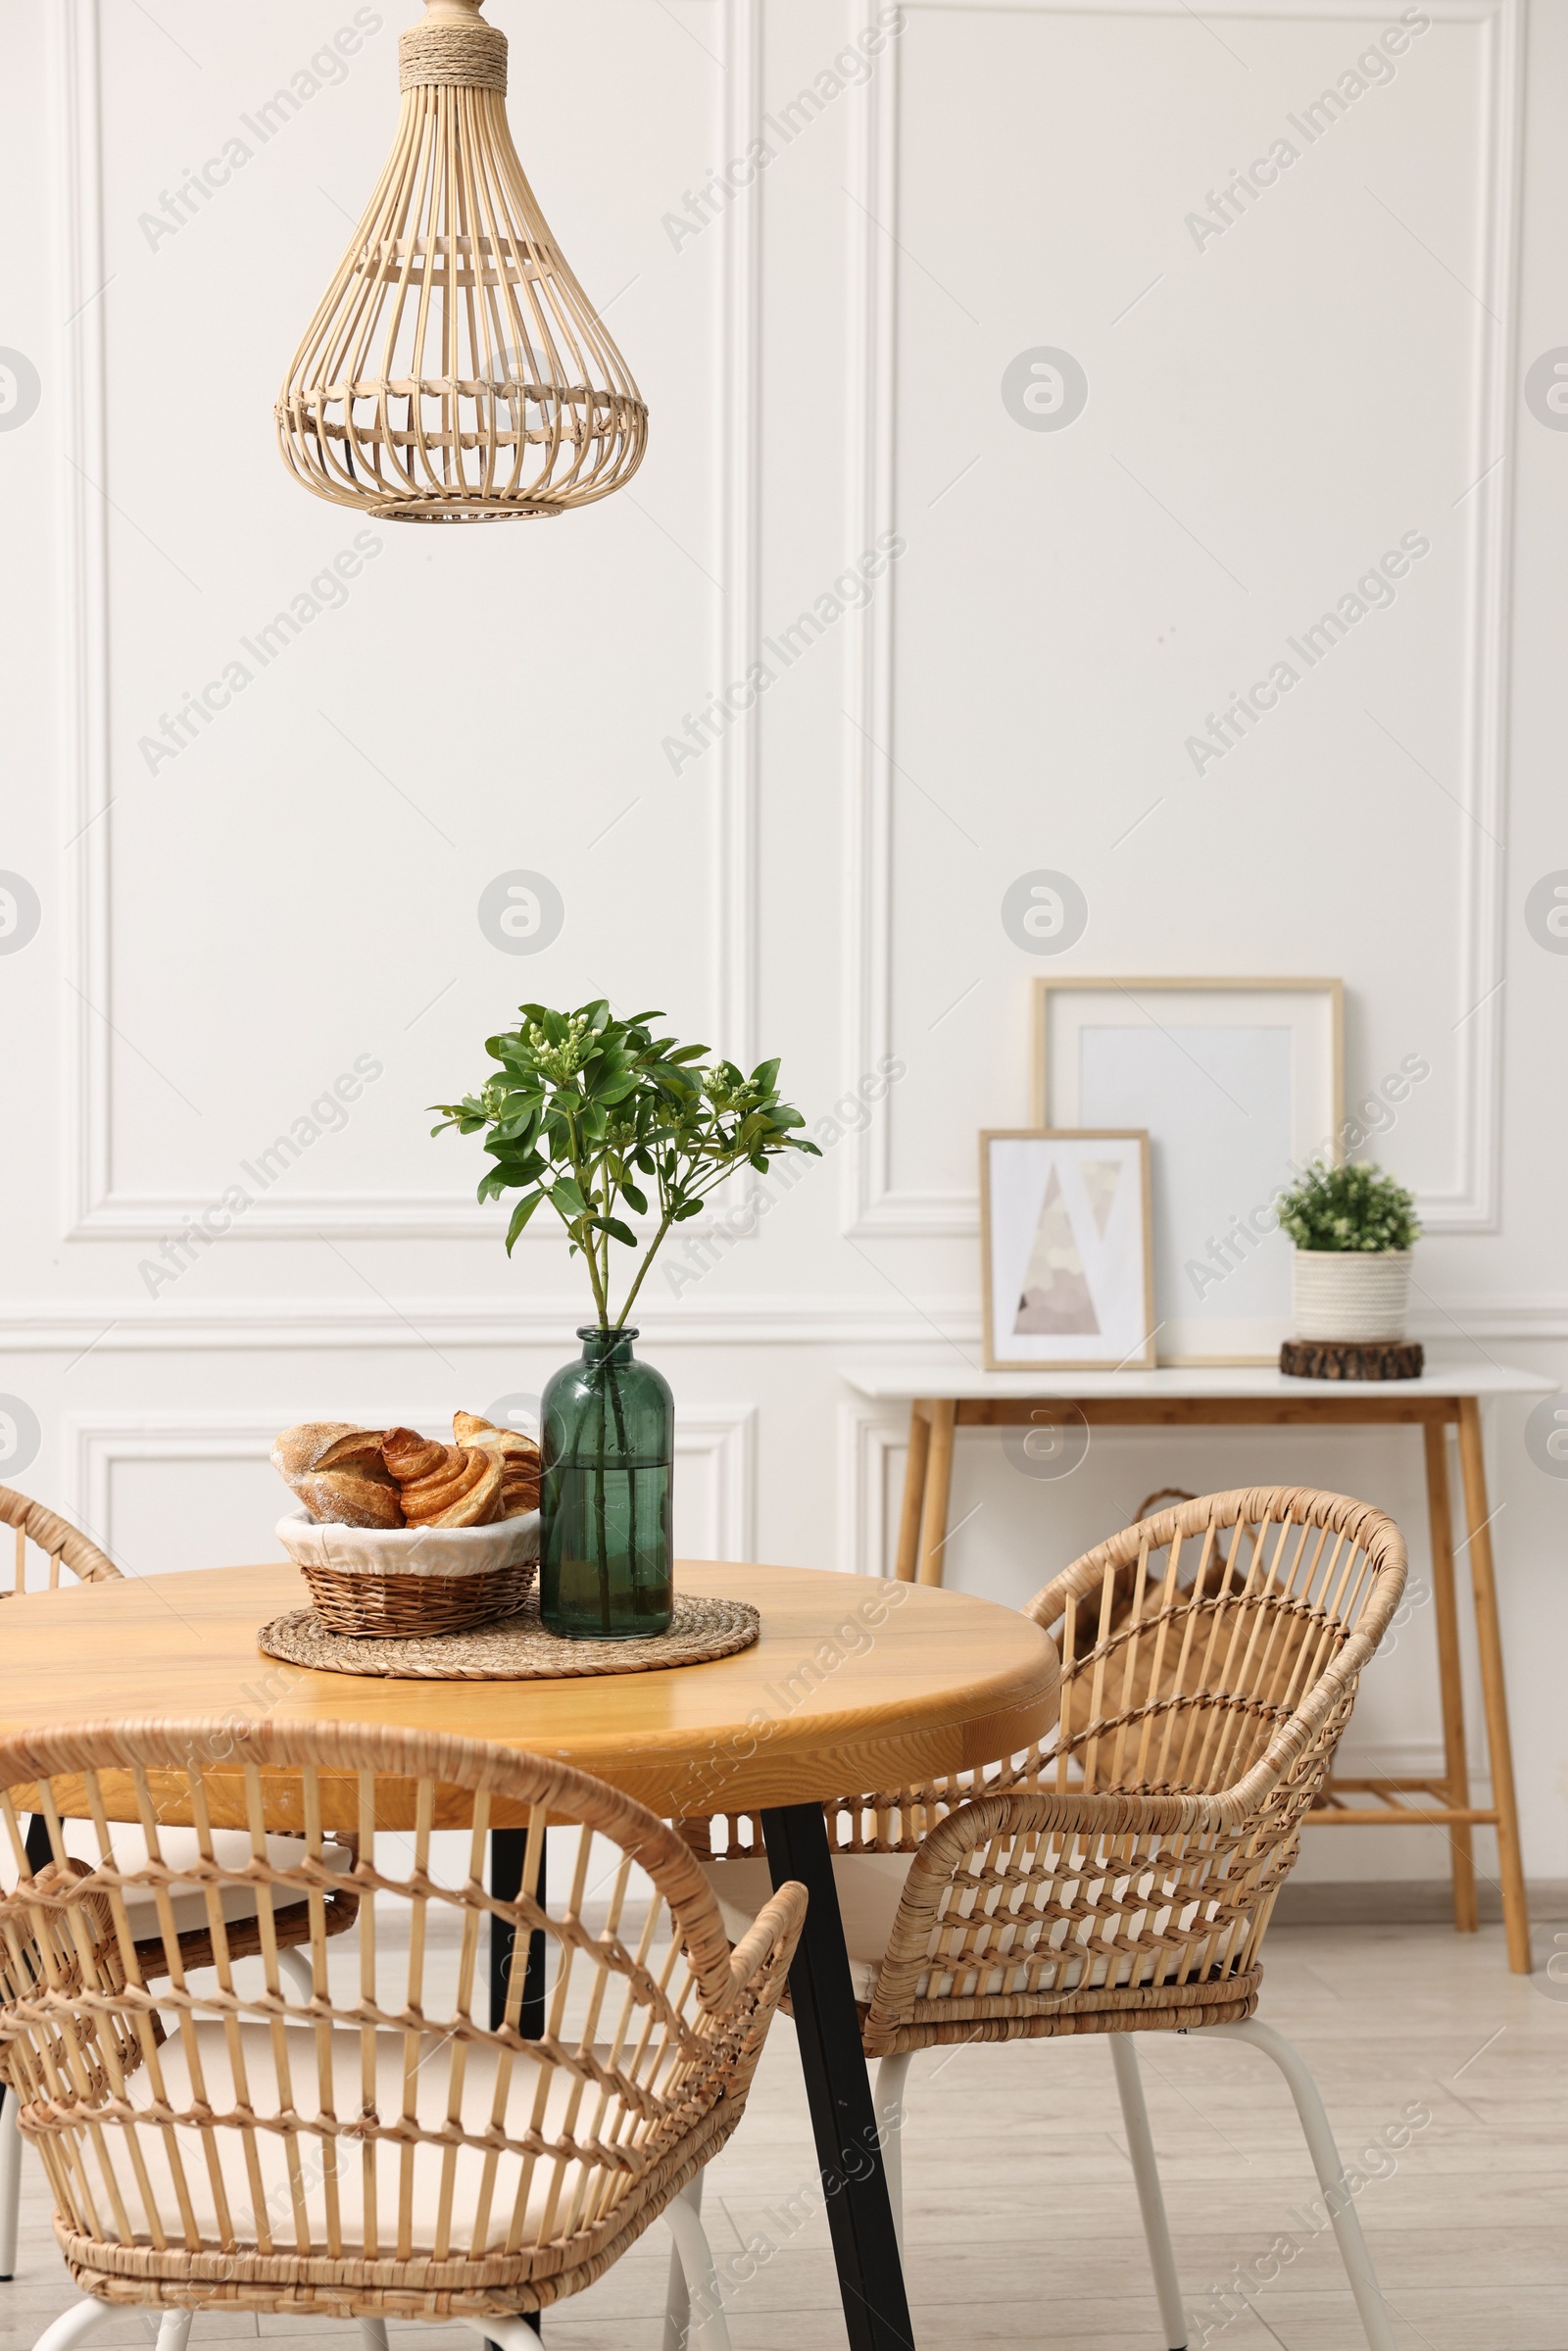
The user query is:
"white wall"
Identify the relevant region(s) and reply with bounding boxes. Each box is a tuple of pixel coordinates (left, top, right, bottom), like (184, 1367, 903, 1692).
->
(2, 0, 1566, 1888)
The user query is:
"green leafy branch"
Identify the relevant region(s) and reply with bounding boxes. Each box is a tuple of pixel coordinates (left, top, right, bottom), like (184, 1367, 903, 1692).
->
(431, 1000, 820, 1327)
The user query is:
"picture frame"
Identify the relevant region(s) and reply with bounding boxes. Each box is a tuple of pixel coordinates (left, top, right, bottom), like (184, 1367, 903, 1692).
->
(1032, 977, 1345, 1365)
(980, 1129, 1156, 1373)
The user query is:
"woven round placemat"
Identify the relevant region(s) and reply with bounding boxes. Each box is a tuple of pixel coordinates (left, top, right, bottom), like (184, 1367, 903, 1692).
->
(256, 1591, 760, 1681)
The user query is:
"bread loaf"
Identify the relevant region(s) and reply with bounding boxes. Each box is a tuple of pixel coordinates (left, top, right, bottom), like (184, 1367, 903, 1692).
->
(272, 1422, 405, 1528)
(315, 1428, 397, 1475)
(271, 1422, 358, 1482)
(289, 1469, 406, 1530)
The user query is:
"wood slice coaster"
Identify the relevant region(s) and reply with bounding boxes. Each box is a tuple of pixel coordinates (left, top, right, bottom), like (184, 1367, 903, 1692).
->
(1279, 1339, 1425, 1382)
(256, 1590, 760, 1681)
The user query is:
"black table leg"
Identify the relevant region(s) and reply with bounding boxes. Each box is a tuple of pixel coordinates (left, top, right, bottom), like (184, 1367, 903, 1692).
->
(491, 1826, 546, 2339)
(490, 1826, 547, 2039)
(761, 1804, 916, 2351)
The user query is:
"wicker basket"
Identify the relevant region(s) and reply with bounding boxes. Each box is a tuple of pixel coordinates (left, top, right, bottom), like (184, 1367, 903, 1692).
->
(1292, 1249, 1412, 1342)
(275, 1511, 539, 1639)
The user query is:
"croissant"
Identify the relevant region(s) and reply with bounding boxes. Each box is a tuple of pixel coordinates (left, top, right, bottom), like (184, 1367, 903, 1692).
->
(399, 1445, 505, 1527)
(453, 1412, 538, 1461)
(453, 1414, 541, 1516)
(427, 1452, 505, 1527)
(381, 1427, 448, 1483)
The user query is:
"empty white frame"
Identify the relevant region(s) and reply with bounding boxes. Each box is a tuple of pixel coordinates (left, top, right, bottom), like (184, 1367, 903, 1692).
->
(1032, 980, 1344, 1364)
(981, 1129, 1155, 1373)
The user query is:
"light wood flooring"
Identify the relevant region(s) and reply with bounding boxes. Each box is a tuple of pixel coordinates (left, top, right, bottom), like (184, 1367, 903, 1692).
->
(3, 1919, 1563, 2351)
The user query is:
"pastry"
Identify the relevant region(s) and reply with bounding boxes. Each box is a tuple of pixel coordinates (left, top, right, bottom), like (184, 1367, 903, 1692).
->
(288, 1469, 406, 1530)
(453, 1411, 536, 1456)
(381, 1428, 448, 1483)
(271, 1422, 358, 1483)
(272, 1414, 535, 1531)
(272, 1422, 405, 1528)
(453, 1413, 541, 1515)
(315, 1428, 396, 1475)
(428, 1452, 505, 1527)
(399, 1445, 504, 1528)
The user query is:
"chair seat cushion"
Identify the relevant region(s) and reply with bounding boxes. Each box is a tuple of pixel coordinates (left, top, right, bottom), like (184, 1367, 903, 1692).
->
(69, 2019, 656, 2260)
(702, 1853, 909, 2001)
(3, 1825, 354, 1938)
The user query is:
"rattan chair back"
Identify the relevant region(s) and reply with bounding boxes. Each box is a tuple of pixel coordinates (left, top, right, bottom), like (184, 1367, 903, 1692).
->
(0, 1505, 359, 1984)
(1028, 1483, 1401, 1795)
(687, 1488, 1404, 2054)
(858, 1488, 1405, 2051)
(0, 1718, 805, 2322)
(0, 1489, 118, 1596)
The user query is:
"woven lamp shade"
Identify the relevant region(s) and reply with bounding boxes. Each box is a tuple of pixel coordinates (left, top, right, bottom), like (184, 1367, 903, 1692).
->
(274, 0, 647, 522)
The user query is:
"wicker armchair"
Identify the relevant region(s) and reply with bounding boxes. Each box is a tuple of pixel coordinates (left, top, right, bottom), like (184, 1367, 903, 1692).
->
(0, 1716, 805, 2351)
(0, 1490, 359, 2285)
(690, 1486, 1408, 2351)
(0, 1489, 119, 1595)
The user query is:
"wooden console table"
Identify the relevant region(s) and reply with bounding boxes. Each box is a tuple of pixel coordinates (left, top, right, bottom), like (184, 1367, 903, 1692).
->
(843, 1363, 1552, 1975)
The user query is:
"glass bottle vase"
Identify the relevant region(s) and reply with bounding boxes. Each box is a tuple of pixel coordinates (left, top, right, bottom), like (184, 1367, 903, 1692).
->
(539, 1328, 673, 1640)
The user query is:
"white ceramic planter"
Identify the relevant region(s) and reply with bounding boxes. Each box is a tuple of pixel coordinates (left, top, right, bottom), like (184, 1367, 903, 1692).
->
(1292, 1250, 1412, 1343)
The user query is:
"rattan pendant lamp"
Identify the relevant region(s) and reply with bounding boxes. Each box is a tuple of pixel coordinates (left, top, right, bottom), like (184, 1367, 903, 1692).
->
(275, 0, 647, 522)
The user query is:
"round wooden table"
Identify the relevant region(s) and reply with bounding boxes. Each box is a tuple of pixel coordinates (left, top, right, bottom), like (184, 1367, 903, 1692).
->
(0, 1556, 1058, 2351)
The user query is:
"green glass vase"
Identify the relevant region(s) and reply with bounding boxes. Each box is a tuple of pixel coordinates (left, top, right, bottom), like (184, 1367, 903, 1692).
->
(539, 1328, 673, 1640)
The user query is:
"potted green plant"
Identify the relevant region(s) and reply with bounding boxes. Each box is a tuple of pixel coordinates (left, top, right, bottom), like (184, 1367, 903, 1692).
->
(433, 1001, 816, 1640)
(1275, 1161, 1421, 1341)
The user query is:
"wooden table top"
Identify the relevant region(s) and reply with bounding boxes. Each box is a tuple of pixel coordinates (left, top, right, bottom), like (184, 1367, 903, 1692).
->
(0, 1559, 1059, 1821)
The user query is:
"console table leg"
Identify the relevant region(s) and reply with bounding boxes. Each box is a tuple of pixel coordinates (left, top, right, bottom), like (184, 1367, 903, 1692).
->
(1423, 1421, 1477, 1934)
(1456, 1399, 1532, 1974)
(915, 1400, 956, 1588)
(895, 1404, 932, 1585)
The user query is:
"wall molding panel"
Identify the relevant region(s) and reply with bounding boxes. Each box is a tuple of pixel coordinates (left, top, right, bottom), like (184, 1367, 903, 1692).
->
(54, 0, 764, 1245)
(7, 1293, 1566, 1352)
(843, 0, 1520, 1241)
(65, 1413, 285, 1565)
(674, 1402, 758, 1562)
(65, 1404, 757, 1570)
(838, 1402, 905, 1578)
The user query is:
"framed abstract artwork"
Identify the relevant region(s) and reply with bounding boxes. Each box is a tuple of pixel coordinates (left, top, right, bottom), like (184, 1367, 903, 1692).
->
(980, 1129, 1155, 1372)
(1032, 978, 1344, 1364)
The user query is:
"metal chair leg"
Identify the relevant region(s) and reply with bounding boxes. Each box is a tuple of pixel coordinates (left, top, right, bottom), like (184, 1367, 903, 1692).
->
(460, 2322, 543, 2351)
(874, 2052, 913, 2259)
(0, 2083, 21, 2280)
(1108, 2035, 1187, 2351)
(277, 1948, 316, 2002)
(663, 2177, 733, 2351)
(154, 2317, 193, 2351)
(662, 2169, 701, 2351)
(1208, 2018, 1398, 2351)
(31, 2299, 125, 2351)
(358, 2325, 389, 2351)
